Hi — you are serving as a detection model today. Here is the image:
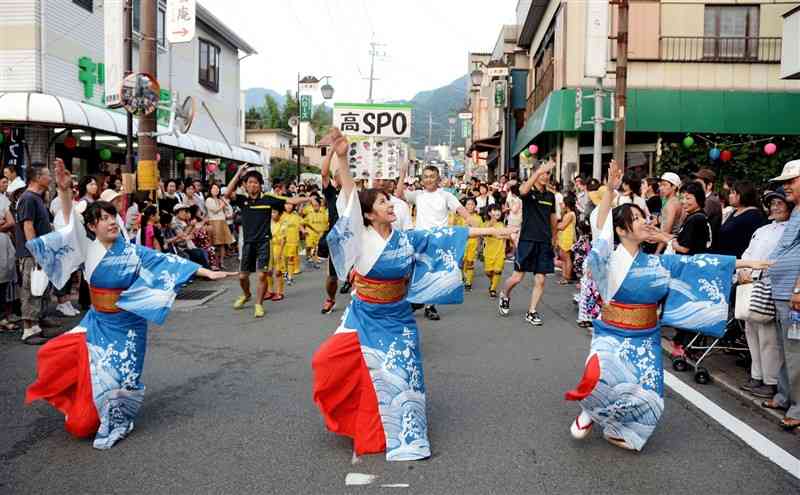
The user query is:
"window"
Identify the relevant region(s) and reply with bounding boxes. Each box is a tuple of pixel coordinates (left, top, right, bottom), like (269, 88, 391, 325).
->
(199, 39, 221, 92)
(157, 8, 166, 47)
(73, 0, 92, 12)
(704, 6, 760, 59)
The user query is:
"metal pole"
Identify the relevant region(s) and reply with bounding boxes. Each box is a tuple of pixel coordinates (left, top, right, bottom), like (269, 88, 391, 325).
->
(296, 73, 301, 184)
(613, 0, 629, 168)
(138, 0, 157, 181)
(368, 43, 375, 104)
(124, 0, 134, 172)
(592, 77, 604, 180)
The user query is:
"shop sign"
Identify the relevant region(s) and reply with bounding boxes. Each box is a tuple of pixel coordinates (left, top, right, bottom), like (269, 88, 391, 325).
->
(494, 80, 507, 108)
(104, 0, 125, 107)
(300, 95, 313, 122)
(461, 119, 471, 139)
(167, 0, 196, 44)
(1, 128, 25, 171)
(333, 103, 412, 138)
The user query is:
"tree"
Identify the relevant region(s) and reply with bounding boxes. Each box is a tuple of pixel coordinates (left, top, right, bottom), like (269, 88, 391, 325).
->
(270, 158, 320, 183)
(263, 94, 282, 129)
(311, 104, 333, 138)
(245, 107, 263, 129)
(282, 91, 298, 131)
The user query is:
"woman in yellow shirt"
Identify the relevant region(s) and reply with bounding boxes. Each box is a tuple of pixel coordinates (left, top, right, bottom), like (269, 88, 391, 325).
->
(281, 202, 305, 282)
(268, 209, 287, 301)
(483, 204, 507, 298)
(452, 197, 482, 290)
(303, 194, 329, 267)
(556, 195, 576, 285)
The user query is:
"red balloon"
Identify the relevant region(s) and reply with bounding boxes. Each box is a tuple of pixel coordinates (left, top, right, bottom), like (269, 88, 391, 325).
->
(720, 150, 733, 162)
(764, 143, 777, 156)
(529, 144, 539, 155)
(64, 135, 77, 150)
(227, 163, 237, 173)
(192, 160, 202, 171)
(207, 162, 217, 173)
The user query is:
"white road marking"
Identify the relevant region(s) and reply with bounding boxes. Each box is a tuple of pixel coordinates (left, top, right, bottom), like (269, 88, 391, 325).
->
(380, 484, 410, 488)
(345, 473, 378, 486)
(664, 371, 800, 480)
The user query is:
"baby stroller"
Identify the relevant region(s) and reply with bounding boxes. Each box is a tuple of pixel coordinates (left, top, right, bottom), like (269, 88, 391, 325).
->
(671, 286, 750, 384)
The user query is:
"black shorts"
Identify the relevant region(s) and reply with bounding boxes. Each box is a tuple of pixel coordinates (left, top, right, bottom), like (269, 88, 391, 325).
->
(240, 241, 270, 273)
(514, 240, 555, 274)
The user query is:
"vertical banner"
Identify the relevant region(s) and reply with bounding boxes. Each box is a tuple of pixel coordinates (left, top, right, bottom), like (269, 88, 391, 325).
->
(103, 0, 124, 107)
(334, 103, 412, 180)
(299, 95, 313, 122)
(584, 0, 610, 78)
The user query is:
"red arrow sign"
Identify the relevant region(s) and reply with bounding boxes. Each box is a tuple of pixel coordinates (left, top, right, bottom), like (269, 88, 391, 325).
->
(172, 28, 189, 37)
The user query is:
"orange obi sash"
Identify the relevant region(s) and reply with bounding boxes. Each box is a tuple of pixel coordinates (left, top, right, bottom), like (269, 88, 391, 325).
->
(90, 286, 123, 313)
(601, 301, 658, 330)
(353, 273, 407, 304)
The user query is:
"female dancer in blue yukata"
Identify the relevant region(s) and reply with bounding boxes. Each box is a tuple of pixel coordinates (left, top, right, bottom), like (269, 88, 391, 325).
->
(25, 159, 233, 450)
(312, 129, 517, 461)
(565, 159, 771, 451)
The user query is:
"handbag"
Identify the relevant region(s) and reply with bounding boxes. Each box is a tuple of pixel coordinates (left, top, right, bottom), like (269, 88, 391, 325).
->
(30, 264, 49, 297)
(735, 276, 775, 323)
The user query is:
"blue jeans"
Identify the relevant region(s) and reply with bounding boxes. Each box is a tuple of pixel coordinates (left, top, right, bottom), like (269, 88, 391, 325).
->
(773, 302, 800, 419)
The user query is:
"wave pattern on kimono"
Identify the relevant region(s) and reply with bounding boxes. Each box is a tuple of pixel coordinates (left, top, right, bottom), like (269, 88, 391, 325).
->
(25, 211, 199, 450)
(566, 210, 735, 450)
(313, 189, 468, 461)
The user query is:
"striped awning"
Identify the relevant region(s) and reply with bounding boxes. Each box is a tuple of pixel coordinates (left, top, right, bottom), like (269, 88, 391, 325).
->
(0, 92, 262, 164)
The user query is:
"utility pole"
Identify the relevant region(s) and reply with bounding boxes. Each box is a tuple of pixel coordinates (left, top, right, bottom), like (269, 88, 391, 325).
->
(592, 79, 604, 180)
(365, 41, 385, 104)
(427, 112, 433, 149)
(138, 0, 157, 180)
(124, 0, 133, 172)
(613, 0, 629, 168)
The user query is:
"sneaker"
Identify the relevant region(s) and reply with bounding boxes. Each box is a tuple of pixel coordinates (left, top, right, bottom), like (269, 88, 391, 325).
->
(22, 325, 48, 345)
(339, 281, 352, 294)
(489, 290, 497, 299)
(750, 383, 777, 399)
(321, 298, 336, 314)
(464, 284, 472, 292)
(286, 277, 294, 287)
(233, 295, 250, 309)
(524, 311, 543, 326)
(424, 306, 440, 321)
(498, 293, 510, 317)
(254, 303, 265, 318)
(56, 302, 80, 317)
(740, 377, 762, 392)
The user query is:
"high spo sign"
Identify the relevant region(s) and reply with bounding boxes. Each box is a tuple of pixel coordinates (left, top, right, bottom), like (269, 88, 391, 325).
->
(333, 103, 412, 138)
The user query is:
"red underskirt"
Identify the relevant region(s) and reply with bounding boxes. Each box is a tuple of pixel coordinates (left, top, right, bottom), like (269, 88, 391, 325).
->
(565, 354, 601, 401)
(25, 332, 100, 438)
(311, 332, 386, 456)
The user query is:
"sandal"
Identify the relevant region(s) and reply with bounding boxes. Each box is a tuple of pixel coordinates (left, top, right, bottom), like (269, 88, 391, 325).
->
(762, 399, 787, 411)
(558, 279, 571, 286)
(780, 418, 800, 431)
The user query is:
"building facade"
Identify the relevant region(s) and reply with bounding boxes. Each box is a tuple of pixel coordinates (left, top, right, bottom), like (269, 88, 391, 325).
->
(498, 0, 800, 184)
(0, 0, 260, 182)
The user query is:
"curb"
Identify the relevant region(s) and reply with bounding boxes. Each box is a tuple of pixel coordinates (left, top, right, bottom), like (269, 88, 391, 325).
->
(660, 337, 784, 423)
(173, 287, 228, 312)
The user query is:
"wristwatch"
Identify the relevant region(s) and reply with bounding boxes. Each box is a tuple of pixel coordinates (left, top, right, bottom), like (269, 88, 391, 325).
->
(793, 287, 800, 295)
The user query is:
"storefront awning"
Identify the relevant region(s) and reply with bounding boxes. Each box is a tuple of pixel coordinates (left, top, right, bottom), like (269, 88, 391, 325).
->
(512, 88, 800, 157)
(467, 131, 502, 154)
(0, 92, 263, 164)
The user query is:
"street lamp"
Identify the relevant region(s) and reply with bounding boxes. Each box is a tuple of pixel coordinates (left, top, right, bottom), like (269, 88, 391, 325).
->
(470, 67, 484, 87)
(295, 74, 334, 183)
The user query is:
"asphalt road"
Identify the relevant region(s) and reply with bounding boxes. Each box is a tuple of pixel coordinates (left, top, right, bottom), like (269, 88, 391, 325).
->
(1, 261, 799, 494)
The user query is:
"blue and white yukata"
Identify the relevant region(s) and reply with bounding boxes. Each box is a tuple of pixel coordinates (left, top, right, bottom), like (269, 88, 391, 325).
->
(312, 189, 468, 461)
(566, 210, 736, 450)
(25, 210, 199, 449)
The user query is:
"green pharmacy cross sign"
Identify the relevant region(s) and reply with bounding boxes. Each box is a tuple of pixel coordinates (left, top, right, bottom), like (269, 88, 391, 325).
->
(77, 55, 171, 125)
(300, 95, 313, 122)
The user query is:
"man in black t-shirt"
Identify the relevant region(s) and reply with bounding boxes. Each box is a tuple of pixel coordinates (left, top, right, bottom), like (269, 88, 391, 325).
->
(498, 161, 558, 327)
(225, 167, 309, 318)
(319, 148, 341, 314)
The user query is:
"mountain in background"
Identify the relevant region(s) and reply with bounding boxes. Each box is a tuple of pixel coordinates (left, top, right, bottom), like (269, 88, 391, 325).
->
(389, 74, 469, 152)
(244, 88, 286, 111)
(244, 74, 469, 151)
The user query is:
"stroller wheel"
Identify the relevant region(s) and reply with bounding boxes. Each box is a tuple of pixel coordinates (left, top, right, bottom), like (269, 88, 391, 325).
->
(694, 368, 711, 385)
(672, 357, 689, 372)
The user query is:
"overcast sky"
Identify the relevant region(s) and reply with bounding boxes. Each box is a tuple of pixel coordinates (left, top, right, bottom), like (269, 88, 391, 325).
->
(199, 0, 518, 102)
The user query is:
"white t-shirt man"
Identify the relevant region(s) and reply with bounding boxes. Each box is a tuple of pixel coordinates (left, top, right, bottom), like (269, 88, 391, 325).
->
(390, 195, 413, 231)
(405, 188, 462, 229)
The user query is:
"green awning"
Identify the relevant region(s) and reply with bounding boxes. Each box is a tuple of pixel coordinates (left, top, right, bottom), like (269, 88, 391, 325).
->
(512, 88, 800, 157)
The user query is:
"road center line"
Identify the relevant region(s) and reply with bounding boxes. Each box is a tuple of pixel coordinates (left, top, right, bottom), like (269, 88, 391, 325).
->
(664, 371, 800, 480)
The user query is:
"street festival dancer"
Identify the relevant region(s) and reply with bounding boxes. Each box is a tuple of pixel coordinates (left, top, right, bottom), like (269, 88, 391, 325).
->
(225, 166, 309, 318)
(312, 129, 516, 460)
(25, 159, 233, 450)
(564, 159, 770, 451)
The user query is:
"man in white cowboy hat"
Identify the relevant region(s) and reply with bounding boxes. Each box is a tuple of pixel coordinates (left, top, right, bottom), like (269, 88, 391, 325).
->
(656, 171, 684, 253)
(763, 159, 800, 431)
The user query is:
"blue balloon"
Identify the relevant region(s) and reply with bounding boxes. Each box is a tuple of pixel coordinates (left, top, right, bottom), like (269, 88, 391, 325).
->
(709, 148, 721, 160)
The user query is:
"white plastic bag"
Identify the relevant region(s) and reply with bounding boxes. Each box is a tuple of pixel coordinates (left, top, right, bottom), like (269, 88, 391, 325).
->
(30, 265, 48, 297)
